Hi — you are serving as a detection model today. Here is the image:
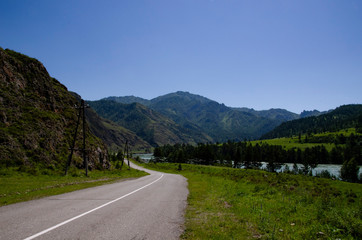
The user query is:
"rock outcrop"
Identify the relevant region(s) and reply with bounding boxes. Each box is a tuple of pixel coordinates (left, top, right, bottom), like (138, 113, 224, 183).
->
(0, 48, 109, 170)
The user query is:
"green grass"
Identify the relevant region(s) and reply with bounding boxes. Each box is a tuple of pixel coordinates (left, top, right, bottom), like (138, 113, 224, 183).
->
(252, 128, 361, 151)
(138, 162, 362, 239)
(252, 137, 335, 151)
(0, 167, 148, 206)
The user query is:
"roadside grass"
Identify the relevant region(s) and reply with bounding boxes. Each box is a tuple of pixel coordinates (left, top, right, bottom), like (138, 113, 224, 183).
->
(0, 167, 148, 206)
(139, 162, 362, 239)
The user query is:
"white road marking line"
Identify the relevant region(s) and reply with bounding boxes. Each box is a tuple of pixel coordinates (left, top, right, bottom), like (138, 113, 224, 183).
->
(23, 174, 164, 240)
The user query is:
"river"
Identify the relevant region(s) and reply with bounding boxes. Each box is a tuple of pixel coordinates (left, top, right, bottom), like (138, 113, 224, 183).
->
(134, 153, 361, 179)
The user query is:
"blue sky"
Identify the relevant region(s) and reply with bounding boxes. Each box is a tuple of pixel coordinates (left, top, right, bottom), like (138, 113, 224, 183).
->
(1, 0, 361, 113)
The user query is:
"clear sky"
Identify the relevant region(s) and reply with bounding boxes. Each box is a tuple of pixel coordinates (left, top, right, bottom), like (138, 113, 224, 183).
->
(1, 0, 361, 113)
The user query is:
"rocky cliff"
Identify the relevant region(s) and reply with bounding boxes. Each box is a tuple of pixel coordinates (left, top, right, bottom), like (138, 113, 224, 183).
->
(0, 48, 109, 170)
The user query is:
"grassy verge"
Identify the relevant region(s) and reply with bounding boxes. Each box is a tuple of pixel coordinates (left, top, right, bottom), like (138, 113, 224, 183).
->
(0, 167, 148, 206)
(138, 162, 362, 239)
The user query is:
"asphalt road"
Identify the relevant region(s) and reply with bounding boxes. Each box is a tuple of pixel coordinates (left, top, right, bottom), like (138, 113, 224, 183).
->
(0, 161, 188, 240)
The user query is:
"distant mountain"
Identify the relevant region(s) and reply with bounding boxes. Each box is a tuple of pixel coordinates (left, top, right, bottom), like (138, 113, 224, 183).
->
(103, 96, 150, 106)
(147, 91, 281, 141)
(0, 48, 109, 169)
(97, 91, 291, 143)
(88, 100, 213, 147)
(261, 104, 362, 139)
(300, 109, 326, 118)
(235, 108, 299, 122)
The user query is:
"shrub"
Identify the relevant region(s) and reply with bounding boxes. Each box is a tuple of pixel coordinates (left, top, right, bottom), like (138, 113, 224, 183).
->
(316, 170, 332, 179)
(340, 158, 359, 182)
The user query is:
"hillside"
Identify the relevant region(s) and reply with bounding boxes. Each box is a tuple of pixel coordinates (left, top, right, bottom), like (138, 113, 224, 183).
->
(85, 107, 152, 152)
(67, 93, 152, 152)
(0, 48, 108, 170)
(261, 104, 362, 139)
(88, 100, 213, 146)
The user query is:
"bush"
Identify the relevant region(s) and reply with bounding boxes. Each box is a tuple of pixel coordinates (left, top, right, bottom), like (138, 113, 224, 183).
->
(68, 167, 82, 177)
(135, 156, 142, 163)
(340, 158, 359, 183)
(316, 170, 333, 179)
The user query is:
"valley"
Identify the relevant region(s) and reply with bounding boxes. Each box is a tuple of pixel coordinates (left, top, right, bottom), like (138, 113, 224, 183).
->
(89, 91, 330, 149)
(1, 47, 361, 239)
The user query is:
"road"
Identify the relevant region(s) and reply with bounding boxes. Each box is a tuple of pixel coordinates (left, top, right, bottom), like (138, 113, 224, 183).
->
(0, 161, 188, 240)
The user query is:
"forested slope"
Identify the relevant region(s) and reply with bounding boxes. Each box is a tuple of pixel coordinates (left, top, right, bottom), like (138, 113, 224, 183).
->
(261, 104, 362, 139)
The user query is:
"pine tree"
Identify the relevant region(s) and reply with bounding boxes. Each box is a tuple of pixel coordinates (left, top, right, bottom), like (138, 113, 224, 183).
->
(340, 158, 359, 182)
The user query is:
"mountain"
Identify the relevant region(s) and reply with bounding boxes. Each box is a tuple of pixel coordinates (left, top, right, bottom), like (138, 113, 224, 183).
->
(85, 107, 152, 152)
(100, 91, 361, 144)
(103, 96, 150, 106)
(148, 91, 282, 141)
(0, 48, 109, 169)
(97, 91, 292, 142)
(68, 93, 152, 152)
(234, 108, 299, 122)
(88, 100, 213, 146)
(261, 104, 362, 139)
(106, 92, 301, 127)
(300, 110, 326, 118)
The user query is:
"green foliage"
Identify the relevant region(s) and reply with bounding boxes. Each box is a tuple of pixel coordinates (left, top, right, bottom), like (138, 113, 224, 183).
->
(340, 158, 360, 183)
(4, 49, 38, 64)
(316, 169, 333, 179)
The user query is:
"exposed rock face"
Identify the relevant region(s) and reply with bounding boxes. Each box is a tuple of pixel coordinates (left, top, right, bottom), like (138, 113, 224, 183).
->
(0, 48, 109, 170)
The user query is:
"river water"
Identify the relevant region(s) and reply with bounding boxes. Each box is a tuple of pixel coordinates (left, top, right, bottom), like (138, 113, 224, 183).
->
(134, 153, 361, 179)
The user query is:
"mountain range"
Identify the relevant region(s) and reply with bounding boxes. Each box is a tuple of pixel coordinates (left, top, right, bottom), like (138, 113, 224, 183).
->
(88, 91, 326, 149)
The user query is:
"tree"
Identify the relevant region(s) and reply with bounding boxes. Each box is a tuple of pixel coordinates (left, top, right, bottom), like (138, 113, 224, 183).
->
(234, 146, 242, 168)
(153, 147, 162, 158)
(292, 162, 299, 174)
(330, 147, 343, 164)
(243, 144, 252, 169)
(266, 145, 283, 172)
(340, 158, 359, 183)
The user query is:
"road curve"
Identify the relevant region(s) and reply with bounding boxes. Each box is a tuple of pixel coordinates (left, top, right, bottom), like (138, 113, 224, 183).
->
(0, 161, 188, 240)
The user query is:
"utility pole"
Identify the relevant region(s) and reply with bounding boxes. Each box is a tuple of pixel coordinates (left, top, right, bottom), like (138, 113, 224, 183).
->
(122, 140, 128, 169)
(120, 140, 127, 169)
(127, 145, 130, 169)
(82, 100, 88, 176)
(127, 146, 132, 170)
(65, 99, 90, 176)
(65, 104, 82, 175)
